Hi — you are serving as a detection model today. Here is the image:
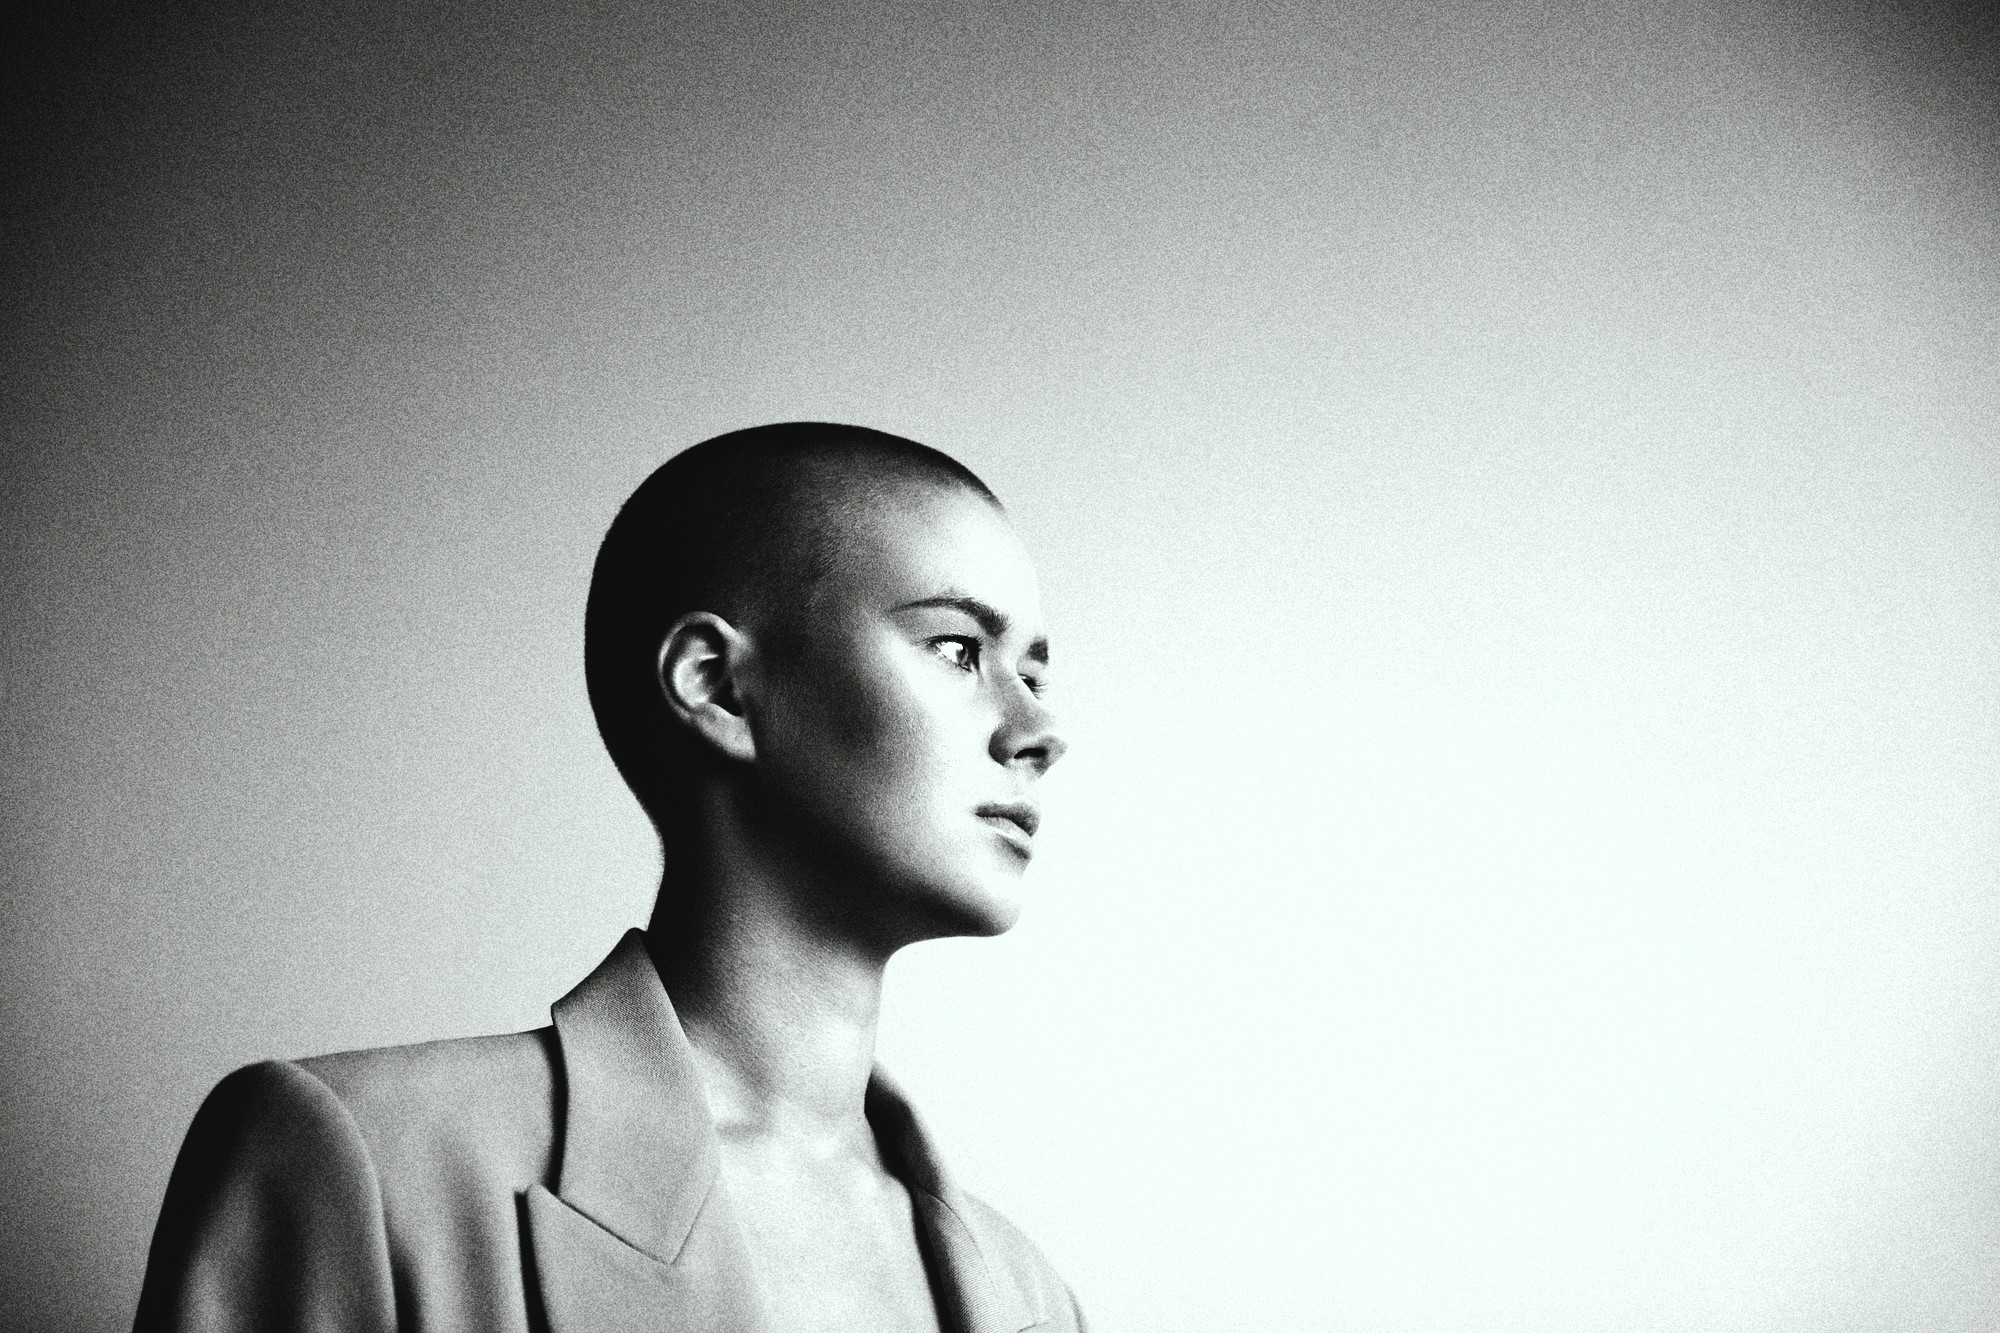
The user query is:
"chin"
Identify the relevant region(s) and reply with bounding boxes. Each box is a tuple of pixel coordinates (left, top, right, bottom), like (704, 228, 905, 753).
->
(891, 867, 1025, 943)
(949, 883, 1024, 938)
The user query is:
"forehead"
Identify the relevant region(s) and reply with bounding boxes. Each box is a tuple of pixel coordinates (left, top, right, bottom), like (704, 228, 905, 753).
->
(810, 482, 1042, 626)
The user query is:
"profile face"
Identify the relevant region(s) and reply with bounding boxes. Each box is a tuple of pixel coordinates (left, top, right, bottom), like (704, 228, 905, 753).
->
(748, 482, 1066, 943)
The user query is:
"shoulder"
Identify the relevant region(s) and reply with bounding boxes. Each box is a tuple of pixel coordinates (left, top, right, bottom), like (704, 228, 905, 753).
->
(174, 1027, 562, 1208)
(138, 1031, 563, 1331)
(173, 1059, 381, 1196)
(293, 1026, 561, 1190)
(296, 1027, 558, 1145)
(185, 1024, 556, 1152)
(137, 1062, 401, 1332)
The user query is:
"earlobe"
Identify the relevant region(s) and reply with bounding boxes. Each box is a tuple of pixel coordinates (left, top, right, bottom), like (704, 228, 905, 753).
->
(656, 613, 757, 764)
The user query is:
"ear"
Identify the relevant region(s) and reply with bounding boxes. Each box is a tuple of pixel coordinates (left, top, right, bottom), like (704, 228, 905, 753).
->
(656, 612, 757, 764)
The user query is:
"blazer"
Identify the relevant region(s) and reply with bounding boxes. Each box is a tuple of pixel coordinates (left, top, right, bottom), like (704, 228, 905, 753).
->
(133, 930, 1084, 1333)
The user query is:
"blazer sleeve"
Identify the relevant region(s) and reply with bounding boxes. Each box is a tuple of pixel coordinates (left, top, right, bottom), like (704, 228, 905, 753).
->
(133, 1060, 399, 1333)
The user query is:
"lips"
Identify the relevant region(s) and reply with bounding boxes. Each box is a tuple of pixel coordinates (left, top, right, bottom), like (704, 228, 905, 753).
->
(975, 801, 1040, 840)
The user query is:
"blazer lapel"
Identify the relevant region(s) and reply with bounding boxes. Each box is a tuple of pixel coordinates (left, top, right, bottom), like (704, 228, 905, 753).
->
(522, 930, 1050, 1333)
(525, 929, 768, 1333)
(525, 1184, 765, 1333)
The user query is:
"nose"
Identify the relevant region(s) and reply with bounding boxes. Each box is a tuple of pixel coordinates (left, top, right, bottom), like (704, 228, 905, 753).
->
(991, 679, 1067, 775)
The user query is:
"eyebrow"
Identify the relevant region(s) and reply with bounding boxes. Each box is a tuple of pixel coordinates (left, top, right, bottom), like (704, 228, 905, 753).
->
(891, 594, 1050, 664)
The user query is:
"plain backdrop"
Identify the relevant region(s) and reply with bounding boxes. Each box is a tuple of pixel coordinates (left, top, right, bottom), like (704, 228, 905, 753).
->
(3, 2, 1995, 1330)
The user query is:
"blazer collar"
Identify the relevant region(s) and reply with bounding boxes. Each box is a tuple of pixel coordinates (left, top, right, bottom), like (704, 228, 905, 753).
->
(532, 928, 1047, 1333)
(548, 927, 717, 1264)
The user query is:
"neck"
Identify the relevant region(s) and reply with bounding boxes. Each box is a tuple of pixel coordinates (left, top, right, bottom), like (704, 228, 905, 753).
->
(645, 789, 896, 1148)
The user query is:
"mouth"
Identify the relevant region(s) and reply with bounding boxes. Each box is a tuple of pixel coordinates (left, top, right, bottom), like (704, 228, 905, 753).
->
(975, 802, 1040, 844)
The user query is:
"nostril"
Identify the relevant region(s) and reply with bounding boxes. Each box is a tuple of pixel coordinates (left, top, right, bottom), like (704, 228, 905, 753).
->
(1020, 732, 1067, 771)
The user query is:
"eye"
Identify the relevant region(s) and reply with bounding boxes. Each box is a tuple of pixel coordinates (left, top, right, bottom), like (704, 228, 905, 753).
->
(1021, 671, 1048, 698)
(929, 636, 980, 673)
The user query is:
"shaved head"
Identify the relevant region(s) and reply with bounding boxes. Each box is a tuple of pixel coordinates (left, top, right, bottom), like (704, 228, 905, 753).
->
(585, 422, 1002, 835)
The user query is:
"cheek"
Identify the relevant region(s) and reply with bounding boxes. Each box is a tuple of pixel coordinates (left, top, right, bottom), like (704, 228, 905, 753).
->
(850, 683, 968, 817)
(828, 669, 991, 833)
(773, 652, 947, 811)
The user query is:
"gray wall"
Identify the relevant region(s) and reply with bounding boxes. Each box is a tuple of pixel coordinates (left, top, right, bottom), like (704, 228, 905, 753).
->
(4, 2, 1995, 1329)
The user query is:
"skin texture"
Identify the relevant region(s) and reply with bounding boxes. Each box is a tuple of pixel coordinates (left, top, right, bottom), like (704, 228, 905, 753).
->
(644, 479, 1064, 1333)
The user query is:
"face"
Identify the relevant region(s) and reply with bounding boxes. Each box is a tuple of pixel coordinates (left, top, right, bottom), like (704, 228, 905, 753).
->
(743, 483, 1066, 945)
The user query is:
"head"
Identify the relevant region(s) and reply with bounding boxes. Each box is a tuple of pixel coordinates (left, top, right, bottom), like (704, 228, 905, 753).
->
(586, 422, 1066, 946)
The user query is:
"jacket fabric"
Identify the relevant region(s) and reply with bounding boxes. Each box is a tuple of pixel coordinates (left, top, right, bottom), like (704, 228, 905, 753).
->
(133, 930, 1083, 1333)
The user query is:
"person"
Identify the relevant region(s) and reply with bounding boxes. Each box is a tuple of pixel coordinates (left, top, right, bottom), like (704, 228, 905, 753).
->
(132, 422, 1082, 1333)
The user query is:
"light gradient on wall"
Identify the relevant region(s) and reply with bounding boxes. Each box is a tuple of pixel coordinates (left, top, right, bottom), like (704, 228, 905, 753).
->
(3, 2, 1995, 1330)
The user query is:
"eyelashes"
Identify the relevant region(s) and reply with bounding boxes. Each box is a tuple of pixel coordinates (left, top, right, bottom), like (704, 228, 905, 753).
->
(928, 636, 1047, 697)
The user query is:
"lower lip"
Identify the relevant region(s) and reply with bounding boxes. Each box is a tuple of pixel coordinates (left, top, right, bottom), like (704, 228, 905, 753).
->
(978, 814, 1033, 858)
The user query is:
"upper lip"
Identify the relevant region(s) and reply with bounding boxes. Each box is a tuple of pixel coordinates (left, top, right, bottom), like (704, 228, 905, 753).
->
(976, 801, 1040, 838)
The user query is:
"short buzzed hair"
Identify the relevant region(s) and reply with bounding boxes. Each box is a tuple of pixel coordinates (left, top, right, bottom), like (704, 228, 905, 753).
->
(584, 422, 999, 838)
